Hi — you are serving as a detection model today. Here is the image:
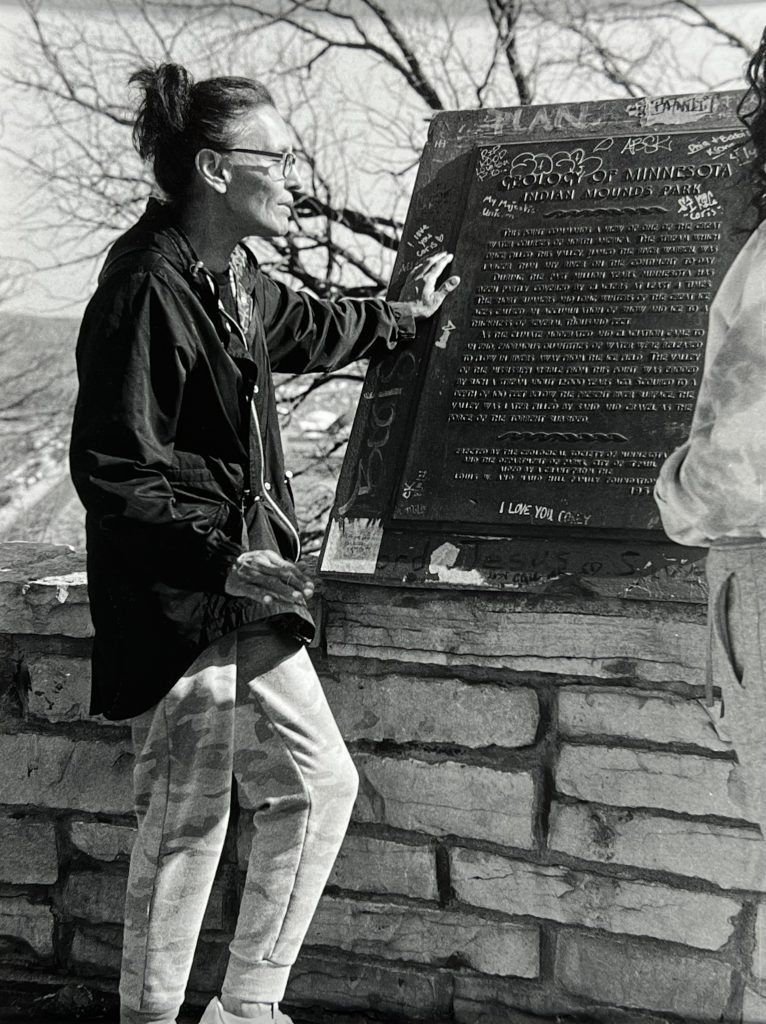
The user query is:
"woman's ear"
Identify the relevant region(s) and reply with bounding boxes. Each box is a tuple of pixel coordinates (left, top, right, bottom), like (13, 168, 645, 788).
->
(195, 148, 229, 194)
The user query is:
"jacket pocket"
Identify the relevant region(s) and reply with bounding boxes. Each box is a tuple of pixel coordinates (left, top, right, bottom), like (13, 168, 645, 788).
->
(167, 461, 224, 513)
(172, 492, 231, 533)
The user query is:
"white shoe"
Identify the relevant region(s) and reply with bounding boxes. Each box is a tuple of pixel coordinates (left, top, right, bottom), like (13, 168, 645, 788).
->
(199, 997, 293, 1024)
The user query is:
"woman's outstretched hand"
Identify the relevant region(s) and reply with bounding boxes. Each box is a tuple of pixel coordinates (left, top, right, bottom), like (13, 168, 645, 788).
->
(391, 251, 460, 320)
(225, 549, 314, 608)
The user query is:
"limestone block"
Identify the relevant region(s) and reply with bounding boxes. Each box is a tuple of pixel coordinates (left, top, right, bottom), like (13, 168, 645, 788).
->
(454, 978, 687, 1023)
(743, 986, 766, 1024)
(287, 951, 450, 1019)
(353, 753, 536, 848)
(0, 817, 58, 884)
(452, 973, 584, 1024)
(63, 869, 127, 925)
(306, 895, 539, 978)
(323, 671, 539, 748)
(0, 733, 134, 814)
(556, 743, 750, 821)
(450, 848, 739, 950)
(753, 904, 766, 984)
(549, 801, 766, 892)
(558, 687, 730, 751)
(328, 833, 438, 900)
(24, 654, 94, 723)
(63, 868, 232, 932)
(69, 925, 122, 977)
(325, 593, 705, 685)
(0, 542, 91, 637)
(554, 931, 732, 1019)
(0, 896, 55, 962)
(67, 820, 136, 862)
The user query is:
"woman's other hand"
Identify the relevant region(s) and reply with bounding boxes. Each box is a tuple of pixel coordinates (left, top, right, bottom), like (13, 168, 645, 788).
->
(225, 549, 314, 607)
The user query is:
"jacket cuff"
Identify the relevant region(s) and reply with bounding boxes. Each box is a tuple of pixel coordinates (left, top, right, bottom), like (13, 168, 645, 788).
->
(387, 302, 417, 348)
(203, 530, 243, 594)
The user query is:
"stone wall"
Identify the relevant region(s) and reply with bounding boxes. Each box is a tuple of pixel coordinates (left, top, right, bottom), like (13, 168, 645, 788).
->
(1, 542, 765, 1022)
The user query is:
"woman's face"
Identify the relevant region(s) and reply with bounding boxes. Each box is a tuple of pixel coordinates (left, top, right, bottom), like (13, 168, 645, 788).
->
(222, 105, 301, 239)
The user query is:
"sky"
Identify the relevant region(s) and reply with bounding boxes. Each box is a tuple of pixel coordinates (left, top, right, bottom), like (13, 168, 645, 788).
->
(1, 0, 764, 317)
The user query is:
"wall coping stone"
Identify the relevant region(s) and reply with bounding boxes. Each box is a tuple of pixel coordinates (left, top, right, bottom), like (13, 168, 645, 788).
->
(0, 543, 91, 637)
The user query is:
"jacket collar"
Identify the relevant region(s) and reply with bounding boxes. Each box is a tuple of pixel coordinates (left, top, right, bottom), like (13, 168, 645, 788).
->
(100, 198, 258, 302)
(100, 198, 205, 284)
(99, 199, 259, 361)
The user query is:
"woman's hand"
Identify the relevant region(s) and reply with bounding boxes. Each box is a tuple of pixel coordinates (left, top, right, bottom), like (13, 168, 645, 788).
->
(391, 251, 460, 320)
(225, 549, 314, 608)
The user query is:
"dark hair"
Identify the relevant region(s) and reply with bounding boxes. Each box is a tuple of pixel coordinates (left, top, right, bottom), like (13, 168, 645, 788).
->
(130, 63, 274, 203)
(738, 25, 766, 224)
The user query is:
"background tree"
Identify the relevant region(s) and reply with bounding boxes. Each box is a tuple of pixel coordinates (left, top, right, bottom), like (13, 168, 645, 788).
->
(1, 0, 760, 549)
(5, 0, 757, 300)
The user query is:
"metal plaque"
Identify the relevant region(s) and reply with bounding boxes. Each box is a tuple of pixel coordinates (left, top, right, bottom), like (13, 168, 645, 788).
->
(393, 128, 751, 531)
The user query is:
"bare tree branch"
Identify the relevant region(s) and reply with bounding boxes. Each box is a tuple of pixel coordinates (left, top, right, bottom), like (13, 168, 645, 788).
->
(668, 0, 752, 54)
(356, 0, 445, 109)
(485, 0, 532, 105)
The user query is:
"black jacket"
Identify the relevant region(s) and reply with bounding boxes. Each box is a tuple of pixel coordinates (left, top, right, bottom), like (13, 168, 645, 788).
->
(70, 200, 411, 720)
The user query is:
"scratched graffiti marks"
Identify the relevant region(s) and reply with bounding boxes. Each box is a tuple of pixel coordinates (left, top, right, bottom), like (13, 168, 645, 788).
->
(410, 223, 445, 259)
(627, 94, 716, 126)
(397, 223, 448, 281)
(336, 348, 418, 518)
(476, 145, 509, 181)
(622, 135, 673, 156)
(372, 531, 707, 602)
(688, 130, 749, 162)
(481, 195, 534, 220)
(416, 182, 452, 220)
(677, 191, 721, 220)
(435, 320, 457, 350)
(505, 146, 605, 186)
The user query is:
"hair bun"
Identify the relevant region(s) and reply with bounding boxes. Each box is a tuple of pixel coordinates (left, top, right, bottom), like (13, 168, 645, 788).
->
(130, 62, 194, 162)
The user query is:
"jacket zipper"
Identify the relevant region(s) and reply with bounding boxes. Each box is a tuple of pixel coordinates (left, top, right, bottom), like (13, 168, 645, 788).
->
(216, 291, 302, 563)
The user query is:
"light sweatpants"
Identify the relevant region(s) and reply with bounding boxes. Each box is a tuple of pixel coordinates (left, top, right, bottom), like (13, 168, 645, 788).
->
(119, 629, 359, 1024)
(706, 540, 766, 833)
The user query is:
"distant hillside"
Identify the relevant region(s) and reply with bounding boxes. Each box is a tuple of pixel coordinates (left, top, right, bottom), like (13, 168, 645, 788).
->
(0, 313, 82, 548)
(0, 311, 362, 554)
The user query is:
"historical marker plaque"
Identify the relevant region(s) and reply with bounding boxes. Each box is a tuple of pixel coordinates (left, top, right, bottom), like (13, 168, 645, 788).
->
(320, 93, 755, 600)
(395, 129, 748, 531)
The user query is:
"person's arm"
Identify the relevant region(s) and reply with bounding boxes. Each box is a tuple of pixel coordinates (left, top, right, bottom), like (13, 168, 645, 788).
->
(255, 251, 459, 374)
(655, 272, 766, 546)
(70, 268, 242, 592)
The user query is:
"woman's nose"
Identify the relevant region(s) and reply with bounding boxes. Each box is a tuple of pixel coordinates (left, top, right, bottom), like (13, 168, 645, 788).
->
(286, 161, 302, 190)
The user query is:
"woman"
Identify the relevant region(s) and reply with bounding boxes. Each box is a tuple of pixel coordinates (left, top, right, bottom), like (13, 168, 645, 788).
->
(655, 27, 766, 832)
(69, 63, 458, 1024)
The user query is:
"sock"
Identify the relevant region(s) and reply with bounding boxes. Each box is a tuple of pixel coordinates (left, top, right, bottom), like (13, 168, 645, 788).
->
(218, 997, 274, 1021)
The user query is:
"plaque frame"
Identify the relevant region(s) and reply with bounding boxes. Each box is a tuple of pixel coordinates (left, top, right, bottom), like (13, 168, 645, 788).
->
(319, 91, 751, 603)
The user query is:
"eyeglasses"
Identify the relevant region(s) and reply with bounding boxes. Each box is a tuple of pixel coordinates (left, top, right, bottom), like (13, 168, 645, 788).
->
(219, 148, 296, 179)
